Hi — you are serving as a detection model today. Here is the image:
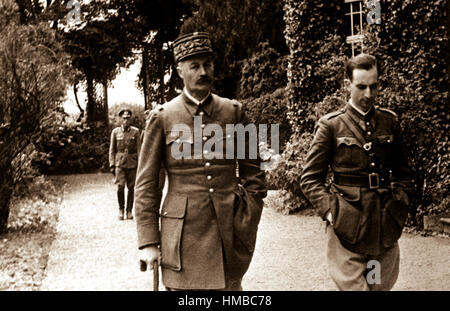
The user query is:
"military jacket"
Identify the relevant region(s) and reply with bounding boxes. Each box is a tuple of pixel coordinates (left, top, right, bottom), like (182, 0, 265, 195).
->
(300, 103, 413, 255)
(109, 125, 141, 169)
(134, 92, 267, 289)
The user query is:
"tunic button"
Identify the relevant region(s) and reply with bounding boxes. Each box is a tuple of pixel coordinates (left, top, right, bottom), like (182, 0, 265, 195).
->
(340, 193, 344, 196)
(201, 124, 206, 129)
(199, 111, 204, 116)
(370, 162, 376, 167)
(207, 175, 212, 180)
(209, 188, 214, 193)
(202, 136, 207, 141)
(366, 122, 370, 126)
(175, 138, 181, 143)
(205, 162, 210, 167)
(203, 150, 208, 155)
(387, 139, 391, 143)
(163, 211, 168, 215)
(367, 131, 372, 136)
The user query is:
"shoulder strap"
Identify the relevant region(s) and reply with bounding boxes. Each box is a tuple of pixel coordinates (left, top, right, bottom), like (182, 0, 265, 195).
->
(339, 113, 367, 146)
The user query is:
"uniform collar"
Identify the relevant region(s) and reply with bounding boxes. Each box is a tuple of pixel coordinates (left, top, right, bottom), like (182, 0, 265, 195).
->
(121, 125, 131, 132)
(346, 101, 376, 129)
(182, 89, 213, 117)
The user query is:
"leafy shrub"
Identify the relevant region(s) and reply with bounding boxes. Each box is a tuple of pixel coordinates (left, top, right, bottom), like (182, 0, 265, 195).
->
(33, 103, 147, 174)
(237, 42, 288, 99)
(7, 175, 62, 233)
(241, 87, 291, 156)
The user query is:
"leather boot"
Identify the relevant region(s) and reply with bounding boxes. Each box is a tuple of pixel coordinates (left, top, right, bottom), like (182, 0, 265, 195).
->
(118, 187, 125, 220)
(126, 188, 134, 220)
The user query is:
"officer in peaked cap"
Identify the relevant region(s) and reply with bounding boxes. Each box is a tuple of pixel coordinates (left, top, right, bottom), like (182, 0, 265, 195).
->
(109, 108, 141, 220)
(135, 31, 267, 290)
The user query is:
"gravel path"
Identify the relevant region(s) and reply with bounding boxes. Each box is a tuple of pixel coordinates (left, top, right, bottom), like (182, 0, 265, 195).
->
(42, 173, 450, 291)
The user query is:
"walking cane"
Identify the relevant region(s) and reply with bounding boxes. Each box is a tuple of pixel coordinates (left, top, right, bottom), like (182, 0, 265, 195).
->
(140, 260, 159, 291)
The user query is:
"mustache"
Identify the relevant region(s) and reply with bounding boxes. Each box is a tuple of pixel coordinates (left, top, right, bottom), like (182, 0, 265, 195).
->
(197, 76, 212, 84)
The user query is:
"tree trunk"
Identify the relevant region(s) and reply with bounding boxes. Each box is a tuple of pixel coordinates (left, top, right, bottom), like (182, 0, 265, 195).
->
(103, 78, 109, 126)
(86, 73, 95, 123)
(142, 44, 150, 111)
(158, 43, 165, 105)
(0, 165, 12, 233)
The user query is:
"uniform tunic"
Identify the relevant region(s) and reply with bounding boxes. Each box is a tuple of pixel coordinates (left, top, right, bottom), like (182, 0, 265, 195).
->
(109, 125, 141, 169)
(135, 92, 267, 289)
(300, 103, 413, 255)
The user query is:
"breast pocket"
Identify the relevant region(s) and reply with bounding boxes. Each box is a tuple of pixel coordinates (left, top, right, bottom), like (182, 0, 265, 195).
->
(165, 130, 194, 162)
(376, 134, 394, 164)
(335, 136, 364, 167)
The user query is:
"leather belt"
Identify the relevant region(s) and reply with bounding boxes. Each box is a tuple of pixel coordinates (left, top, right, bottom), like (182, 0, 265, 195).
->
(333, 173, 390, 189)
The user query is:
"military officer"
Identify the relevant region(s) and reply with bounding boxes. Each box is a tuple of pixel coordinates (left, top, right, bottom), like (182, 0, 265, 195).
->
(300, 53, 413, 290)
(135, 32, 267, 290)
(109, 109, 141, 220)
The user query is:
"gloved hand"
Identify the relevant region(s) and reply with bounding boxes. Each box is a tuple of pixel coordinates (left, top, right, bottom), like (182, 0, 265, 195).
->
(110, 166, 115, 176)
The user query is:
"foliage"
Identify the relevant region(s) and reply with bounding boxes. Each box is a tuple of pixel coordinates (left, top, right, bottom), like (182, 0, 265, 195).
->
(0, 0, 71, 232)
(240, 88, 291, 155)
(32, 103, 147, 174)
(283, 1, 347, 135)
(361, 0, 449, 225)
(32, 111, 110, 174)
(7, 176, 62, 233)
(265, 131, 313, 214)
(237, 41, 290, 159)
(238, 42, 288, 99)
(180, 0, 288, 98)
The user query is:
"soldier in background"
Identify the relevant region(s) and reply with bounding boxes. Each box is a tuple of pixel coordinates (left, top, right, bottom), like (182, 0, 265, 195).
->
(300, 53, 413, 290)
(109, 109, 141, 220)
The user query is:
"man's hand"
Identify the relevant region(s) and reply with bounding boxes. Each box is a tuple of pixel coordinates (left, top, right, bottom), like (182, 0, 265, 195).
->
(139, 245, 161, 271)
(110, 166, 115, 176)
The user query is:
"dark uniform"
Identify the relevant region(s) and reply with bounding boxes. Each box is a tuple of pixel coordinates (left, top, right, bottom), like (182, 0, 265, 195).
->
(300, 102, 413, 290)
(109, 109, 141, 220)
(134, 32, 267, 290)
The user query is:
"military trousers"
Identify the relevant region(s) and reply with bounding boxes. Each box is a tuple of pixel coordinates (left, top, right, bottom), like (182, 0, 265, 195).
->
(326, 225, 400, 291)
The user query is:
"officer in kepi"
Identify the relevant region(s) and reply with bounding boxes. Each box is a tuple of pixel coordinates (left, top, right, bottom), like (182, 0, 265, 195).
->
(300, 53, 413, 290)
(134, 31, 267, 290)
(109, 109, 141, 221)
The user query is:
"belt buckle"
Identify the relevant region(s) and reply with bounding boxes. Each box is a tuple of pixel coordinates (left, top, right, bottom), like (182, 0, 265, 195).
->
(369, 173, 379, 189)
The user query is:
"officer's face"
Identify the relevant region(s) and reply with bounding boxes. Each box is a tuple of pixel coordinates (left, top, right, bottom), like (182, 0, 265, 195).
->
(349, 66, 379, 112)
(121, 116, 131, 128)
(177, 54, 214, 98)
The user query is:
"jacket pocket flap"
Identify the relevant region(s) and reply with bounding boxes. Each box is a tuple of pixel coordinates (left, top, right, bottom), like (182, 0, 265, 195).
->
(161, 194, 187, 218)
(377, 135, 394, 144)
(386, 201, 409, 226)
(331, 184, 361, 202)
(336, 136, 362, 148)
(165, 131, 193, 145)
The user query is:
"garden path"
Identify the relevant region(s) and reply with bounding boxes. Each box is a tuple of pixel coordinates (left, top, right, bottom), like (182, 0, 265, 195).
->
(41, 173, 450, 291)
